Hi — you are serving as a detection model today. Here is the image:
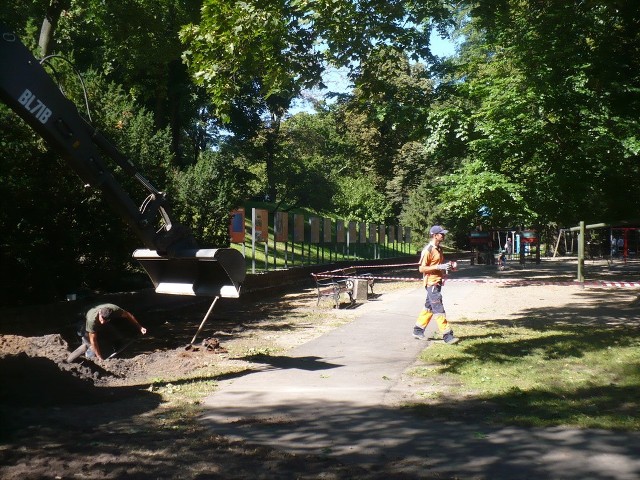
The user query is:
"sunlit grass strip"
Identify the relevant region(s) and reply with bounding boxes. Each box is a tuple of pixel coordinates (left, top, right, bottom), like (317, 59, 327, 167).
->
(231, 241, 420, 271)
(409, 320, 640, 430)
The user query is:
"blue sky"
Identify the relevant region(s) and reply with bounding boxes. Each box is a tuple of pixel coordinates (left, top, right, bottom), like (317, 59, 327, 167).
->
(290, 31, 456, 113)
(431, 29, 457, 57)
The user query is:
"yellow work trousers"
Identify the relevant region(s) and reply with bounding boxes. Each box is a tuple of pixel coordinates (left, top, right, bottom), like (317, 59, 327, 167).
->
(415, 309, 449, 333)
(415, 283, 451, 333)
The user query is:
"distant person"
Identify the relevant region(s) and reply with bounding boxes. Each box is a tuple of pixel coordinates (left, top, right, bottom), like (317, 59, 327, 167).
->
(82, 304, 147, 360)
(504, 238, 513, 258)
(498, 249, 507, 270)
(413, 225, 459, 344)
(617, 237, 625, 256)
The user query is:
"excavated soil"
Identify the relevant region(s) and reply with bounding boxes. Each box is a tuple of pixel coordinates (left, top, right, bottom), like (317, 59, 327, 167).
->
(0, 274, 424, 479)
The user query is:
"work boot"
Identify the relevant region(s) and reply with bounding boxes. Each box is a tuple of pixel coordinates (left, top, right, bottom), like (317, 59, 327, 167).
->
(412, 326, 425, 339)
(443, 331, 459, 344)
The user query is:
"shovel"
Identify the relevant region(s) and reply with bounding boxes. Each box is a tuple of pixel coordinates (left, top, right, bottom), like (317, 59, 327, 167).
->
(107, 335, 142, 360)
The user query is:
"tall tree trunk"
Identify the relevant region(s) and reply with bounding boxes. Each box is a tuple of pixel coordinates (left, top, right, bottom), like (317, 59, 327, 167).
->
(264, 113, 282, 202)
(38, 0, 70, 56)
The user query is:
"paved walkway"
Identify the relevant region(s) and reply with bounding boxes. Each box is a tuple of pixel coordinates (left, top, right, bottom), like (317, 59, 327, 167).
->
(201, 262, 640, 479)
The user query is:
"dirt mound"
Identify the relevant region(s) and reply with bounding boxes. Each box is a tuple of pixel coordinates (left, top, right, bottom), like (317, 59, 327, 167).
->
(0, 331, 243, 405)
(0, 286, 328, 407)
(1, 353, 100, 406)
(0, 334, 143, 406)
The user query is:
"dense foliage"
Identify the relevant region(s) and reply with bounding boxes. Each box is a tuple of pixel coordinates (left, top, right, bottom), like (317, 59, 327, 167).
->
(0, 0, 638, 305)
(437, 0, 640, 230)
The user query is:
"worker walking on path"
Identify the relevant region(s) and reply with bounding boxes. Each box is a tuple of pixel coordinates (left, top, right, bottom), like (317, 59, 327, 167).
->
(413, 225, 459, 344)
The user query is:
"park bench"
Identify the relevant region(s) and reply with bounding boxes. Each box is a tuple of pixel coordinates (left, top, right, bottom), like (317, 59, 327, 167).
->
(312, 267, 375, 308)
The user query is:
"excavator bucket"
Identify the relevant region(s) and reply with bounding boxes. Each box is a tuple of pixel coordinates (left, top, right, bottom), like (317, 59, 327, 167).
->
(133, 248, 246, 298)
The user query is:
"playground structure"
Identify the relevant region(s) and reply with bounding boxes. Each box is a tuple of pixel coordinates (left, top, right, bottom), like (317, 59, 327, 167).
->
(469, 229, 540, 266)
(561, 221, 640, 283)
(554, 225, 639, 261)
(611, 227, 640, 259)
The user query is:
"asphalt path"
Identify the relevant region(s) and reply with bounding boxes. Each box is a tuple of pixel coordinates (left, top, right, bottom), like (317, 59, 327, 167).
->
(201, 260, 640, 479)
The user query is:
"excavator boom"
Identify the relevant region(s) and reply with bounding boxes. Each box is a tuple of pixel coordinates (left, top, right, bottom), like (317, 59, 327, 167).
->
(0, 24, 245, 298)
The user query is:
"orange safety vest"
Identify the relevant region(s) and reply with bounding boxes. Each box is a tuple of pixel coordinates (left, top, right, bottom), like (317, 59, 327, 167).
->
(419, 243, 445, 287)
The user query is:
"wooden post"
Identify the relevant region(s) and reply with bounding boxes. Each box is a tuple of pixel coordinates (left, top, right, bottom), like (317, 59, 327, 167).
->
(553, 229, 563, 258)
(577, 221, 585, 284)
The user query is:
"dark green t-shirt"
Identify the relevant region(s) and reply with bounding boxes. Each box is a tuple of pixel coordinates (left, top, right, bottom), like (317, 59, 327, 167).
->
(85, 303, 123, 333)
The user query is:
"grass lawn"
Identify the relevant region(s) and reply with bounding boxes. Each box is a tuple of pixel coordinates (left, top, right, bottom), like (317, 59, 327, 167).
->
(407, 318, 640, 430)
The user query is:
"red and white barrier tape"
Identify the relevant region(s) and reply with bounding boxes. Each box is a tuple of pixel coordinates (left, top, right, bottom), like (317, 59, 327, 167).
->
(312, 272, 640, 288)
(444, 278, 640, 288)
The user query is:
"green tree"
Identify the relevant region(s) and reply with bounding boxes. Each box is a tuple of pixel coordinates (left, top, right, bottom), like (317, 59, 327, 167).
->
(172, 150, 249, 246)
(180, 0, 324, 200)
(332, 46, 444, 220)
(404, 0, 640, 238)
(399, 177, 447, 241)
(445, 0, 640, 227)
(180, 0, 452, 203)
(274, 110, 356, 211)
(333, 174, 391, 224)
(51, 0, 205, 164)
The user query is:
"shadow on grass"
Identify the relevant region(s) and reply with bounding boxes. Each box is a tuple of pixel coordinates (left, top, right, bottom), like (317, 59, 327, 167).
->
(406, 382, 640, 430)
(449, 287, 640, 365)
(415, 287, 640, 430)
(450, 323, 639, 365)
